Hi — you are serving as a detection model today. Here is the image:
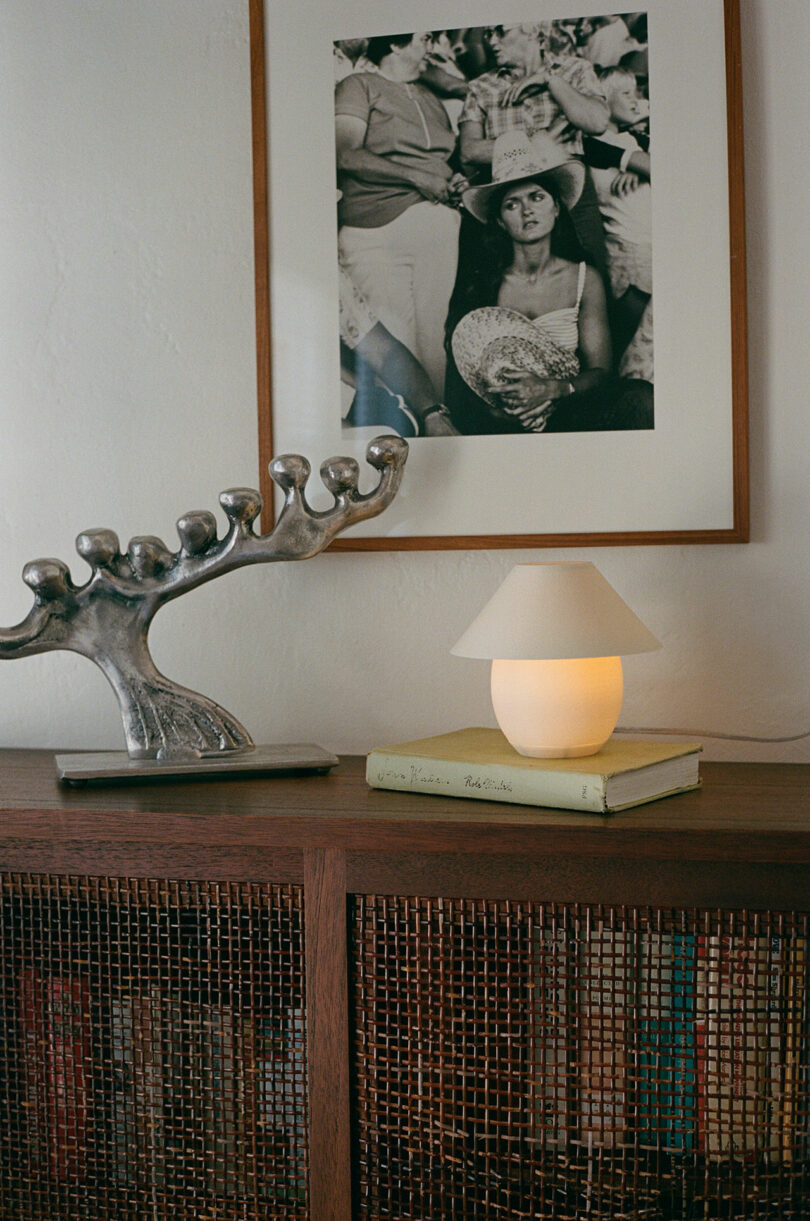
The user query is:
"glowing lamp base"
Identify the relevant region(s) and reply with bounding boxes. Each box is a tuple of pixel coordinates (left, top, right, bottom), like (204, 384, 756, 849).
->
(490, 656, 624, 759)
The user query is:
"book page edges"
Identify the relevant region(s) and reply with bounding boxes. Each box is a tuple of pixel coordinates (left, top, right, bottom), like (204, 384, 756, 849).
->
(608, 779, 702, 813)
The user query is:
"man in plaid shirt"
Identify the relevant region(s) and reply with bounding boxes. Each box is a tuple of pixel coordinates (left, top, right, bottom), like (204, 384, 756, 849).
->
(459, 24, 608, 164)
(458, 24, 610, 273)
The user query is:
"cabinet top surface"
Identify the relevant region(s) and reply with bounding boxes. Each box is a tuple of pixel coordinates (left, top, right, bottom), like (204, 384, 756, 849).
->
(0, 749, 808, 861)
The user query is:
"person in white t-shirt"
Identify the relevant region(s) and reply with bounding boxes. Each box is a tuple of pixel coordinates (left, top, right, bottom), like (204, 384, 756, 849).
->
(580, 16, 644, 69)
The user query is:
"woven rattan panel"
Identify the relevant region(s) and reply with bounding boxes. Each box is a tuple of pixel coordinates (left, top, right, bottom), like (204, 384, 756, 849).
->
(0, 873, 307, 1221)
(352, 898, 810, 1220)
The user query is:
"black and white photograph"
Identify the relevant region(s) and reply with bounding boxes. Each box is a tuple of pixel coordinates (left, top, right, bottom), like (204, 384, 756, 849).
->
(262, 0, 745, 546)
(333, 17, 654, 440)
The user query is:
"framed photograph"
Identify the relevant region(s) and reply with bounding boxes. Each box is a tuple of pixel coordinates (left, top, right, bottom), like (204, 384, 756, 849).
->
(251, 0, 748, 549)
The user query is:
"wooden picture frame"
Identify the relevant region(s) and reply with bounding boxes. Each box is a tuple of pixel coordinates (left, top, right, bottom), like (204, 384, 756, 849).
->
(251, 0, 748, 550)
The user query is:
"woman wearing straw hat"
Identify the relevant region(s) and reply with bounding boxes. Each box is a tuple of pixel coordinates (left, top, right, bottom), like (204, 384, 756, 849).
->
(446, 130, 652, 434)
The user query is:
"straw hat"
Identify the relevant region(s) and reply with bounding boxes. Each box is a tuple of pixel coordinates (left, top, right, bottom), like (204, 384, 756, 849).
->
(451, 306, 579, 407)
(462, 130, 585, 224)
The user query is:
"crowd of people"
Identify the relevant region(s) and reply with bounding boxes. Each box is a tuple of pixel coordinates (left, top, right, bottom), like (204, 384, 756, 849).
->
(333, 16, 653, 438)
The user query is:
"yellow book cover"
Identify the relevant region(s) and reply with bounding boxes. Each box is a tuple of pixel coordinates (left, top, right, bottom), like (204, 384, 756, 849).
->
(366, 728, 701, 813)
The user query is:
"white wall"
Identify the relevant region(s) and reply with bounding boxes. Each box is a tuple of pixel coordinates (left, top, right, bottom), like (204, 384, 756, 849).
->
(0, 1, 807, 764)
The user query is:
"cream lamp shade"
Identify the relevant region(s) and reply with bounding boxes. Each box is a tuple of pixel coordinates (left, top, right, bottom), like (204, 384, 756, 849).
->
(451, 562, 661, 759)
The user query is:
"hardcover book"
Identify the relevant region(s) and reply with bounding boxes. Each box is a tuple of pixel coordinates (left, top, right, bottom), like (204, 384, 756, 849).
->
(638, 931, 697, 1152)
(695, 934, 778, 1158)
(19, 967, 91, 1184)
(782, 937, 806, 1163)
(258, 1004, 308, 1202)
(531, 926, 569, 1149)
(577, 922, 632, 1148)
(366, 729, 701, 813)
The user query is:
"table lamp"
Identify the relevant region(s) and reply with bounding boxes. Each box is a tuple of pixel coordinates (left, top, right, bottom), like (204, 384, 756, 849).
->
(451, 562, 661, 759)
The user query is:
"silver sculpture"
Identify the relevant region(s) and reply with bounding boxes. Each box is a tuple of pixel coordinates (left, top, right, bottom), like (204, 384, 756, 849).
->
(0, 436, 408, 779)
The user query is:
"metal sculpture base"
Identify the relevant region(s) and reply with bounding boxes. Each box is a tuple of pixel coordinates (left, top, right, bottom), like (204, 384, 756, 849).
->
(56, 744, 339, 787)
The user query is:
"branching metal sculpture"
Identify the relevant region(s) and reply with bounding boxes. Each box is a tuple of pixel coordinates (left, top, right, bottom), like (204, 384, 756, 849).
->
(0, 436, 407, 770)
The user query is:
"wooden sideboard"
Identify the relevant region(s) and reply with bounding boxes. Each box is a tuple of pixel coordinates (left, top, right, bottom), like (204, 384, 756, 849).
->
(1, 750, 808, 1219)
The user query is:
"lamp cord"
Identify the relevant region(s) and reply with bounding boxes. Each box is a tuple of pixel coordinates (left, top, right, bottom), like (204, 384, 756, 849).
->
(616, 725, 810, 744)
